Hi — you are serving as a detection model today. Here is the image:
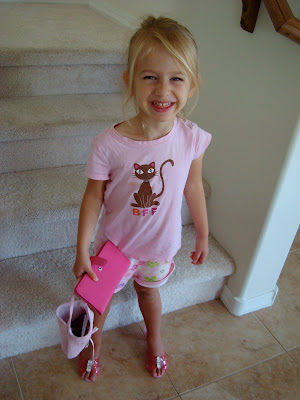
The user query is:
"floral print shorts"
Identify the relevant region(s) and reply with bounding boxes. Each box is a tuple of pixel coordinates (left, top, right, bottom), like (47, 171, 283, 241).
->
(114, 259, 175, 293)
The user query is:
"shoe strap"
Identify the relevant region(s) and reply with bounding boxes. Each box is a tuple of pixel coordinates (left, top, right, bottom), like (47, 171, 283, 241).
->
(156, 356, 162, 369)
(85, 338, 95, 373)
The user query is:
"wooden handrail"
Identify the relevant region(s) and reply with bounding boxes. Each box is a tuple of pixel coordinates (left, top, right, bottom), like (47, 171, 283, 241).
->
(241, 0, 262, 33)
(241, 0, 300, 45)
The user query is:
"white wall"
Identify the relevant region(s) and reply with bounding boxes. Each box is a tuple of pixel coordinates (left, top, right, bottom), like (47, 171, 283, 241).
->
(239, 118, 300, 300)
(90, 0, 300, 314)
(177, 0, 300, 314)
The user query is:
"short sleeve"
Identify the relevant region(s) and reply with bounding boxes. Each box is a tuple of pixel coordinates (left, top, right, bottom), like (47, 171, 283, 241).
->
(193, 125, 212, 160)
(85, 135, 110, 180)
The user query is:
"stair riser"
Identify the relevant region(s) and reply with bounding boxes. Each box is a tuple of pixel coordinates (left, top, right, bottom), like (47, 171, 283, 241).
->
(0, 121, 121, 173)
(0, 64, 126, 98)
(1, 136, 91, 173)
(0, 219, 79, 261)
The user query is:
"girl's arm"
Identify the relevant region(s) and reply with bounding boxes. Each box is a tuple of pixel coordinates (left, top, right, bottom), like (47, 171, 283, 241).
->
(73, 178, 107, 281)
(184, 153, 209, 265)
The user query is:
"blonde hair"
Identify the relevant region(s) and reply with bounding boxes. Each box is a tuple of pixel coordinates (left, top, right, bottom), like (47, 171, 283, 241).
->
(124, 16, 201, 118)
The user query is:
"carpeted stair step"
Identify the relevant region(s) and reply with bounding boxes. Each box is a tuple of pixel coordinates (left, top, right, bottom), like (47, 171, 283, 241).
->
(0, 165, 211, 261)
(0, 226, 235, 359)
(0, 63, 126, 98)
(0, 4, 131, 98)
(0, 93, 131, 173)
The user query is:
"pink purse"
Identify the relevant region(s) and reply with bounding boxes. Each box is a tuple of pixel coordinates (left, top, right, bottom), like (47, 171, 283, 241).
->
(56, 294, 98, 359)
(74, 241, 131, 314)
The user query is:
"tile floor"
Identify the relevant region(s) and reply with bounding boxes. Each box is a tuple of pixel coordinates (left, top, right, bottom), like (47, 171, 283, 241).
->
(2, 228, 299, 400)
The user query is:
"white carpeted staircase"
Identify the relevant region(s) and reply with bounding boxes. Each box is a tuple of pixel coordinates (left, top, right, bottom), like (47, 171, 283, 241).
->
(0, 3, 235, 359)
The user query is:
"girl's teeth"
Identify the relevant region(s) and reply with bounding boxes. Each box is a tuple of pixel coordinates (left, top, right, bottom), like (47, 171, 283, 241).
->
(153, 101, 172, 107)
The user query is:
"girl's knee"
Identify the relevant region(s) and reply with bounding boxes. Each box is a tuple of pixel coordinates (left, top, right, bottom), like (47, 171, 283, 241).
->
(134, 281, 159, 299)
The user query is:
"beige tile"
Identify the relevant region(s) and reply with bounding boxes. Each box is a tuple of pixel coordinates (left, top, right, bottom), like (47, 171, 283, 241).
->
(157, 300, 283, 394)
(288, 346, 300, 367)
(181, 353, 300, 400)
(14, 323, 178, 400)
(0, 358, 22, 400)
(290, 226, 300, 251)
(255, 298, 300, 350)
(255, 252, 300, 350)
(277, 251, 300, 299)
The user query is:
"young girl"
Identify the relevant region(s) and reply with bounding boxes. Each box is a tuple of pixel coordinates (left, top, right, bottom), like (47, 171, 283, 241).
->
(73, 15, 211, 382)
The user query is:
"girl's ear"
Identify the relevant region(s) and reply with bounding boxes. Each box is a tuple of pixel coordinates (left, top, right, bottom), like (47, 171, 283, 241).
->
(123, 71, 129, 89)
(188, 74, 200, 98)
(188, 84, 196, 98)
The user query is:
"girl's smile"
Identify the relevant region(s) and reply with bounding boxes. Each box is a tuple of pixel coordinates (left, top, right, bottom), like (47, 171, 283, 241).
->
(150, 101, 175, 112)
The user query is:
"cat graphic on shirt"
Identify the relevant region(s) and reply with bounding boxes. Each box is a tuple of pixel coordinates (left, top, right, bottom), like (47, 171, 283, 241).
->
(131, 159, 174, 208)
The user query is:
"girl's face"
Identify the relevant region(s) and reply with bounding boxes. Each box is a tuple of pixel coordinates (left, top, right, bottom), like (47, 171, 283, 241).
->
(126, 45, 196, 129)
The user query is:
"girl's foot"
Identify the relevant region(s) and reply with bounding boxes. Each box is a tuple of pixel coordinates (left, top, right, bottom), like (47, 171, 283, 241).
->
(78, 343, 101, 382)
(146, 352, 167, 378)
(78, 354, 100, 382)
(145, 329, 167, 378)
(77, 298, 112, 382)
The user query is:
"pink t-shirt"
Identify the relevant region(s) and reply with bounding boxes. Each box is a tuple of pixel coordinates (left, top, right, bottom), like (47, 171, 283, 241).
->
(85, 117, 211, 261)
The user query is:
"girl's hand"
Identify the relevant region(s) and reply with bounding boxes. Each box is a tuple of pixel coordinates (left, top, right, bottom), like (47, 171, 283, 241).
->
(73, 253, 98, 282)
(190, 235, 209, 265)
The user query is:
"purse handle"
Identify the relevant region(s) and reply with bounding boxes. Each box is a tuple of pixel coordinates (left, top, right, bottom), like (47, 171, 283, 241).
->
(67, 292, 99, 334)
(67, 293, 77, 329)
(67, 293, 98, 367)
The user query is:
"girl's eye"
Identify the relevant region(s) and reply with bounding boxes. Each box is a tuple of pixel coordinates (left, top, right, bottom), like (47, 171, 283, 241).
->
(143, 76, 156, 80)
(171, 77, 183, 81)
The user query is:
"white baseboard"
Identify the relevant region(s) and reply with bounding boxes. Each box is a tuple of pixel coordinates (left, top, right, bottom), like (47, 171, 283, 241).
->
(220, 284, 279, 316)
(89, 0, 137, 30)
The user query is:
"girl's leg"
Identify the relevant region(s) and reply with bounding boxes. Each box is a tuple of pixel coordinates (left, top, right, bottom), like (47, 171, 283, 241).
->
(80, 297, 112, 382)
(133, 281, 165, 377)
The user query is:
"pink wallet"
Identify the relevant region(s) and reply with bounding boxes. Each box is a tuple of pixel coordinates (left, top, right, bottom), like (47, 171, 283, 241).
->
(74, 241, 131, 314)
